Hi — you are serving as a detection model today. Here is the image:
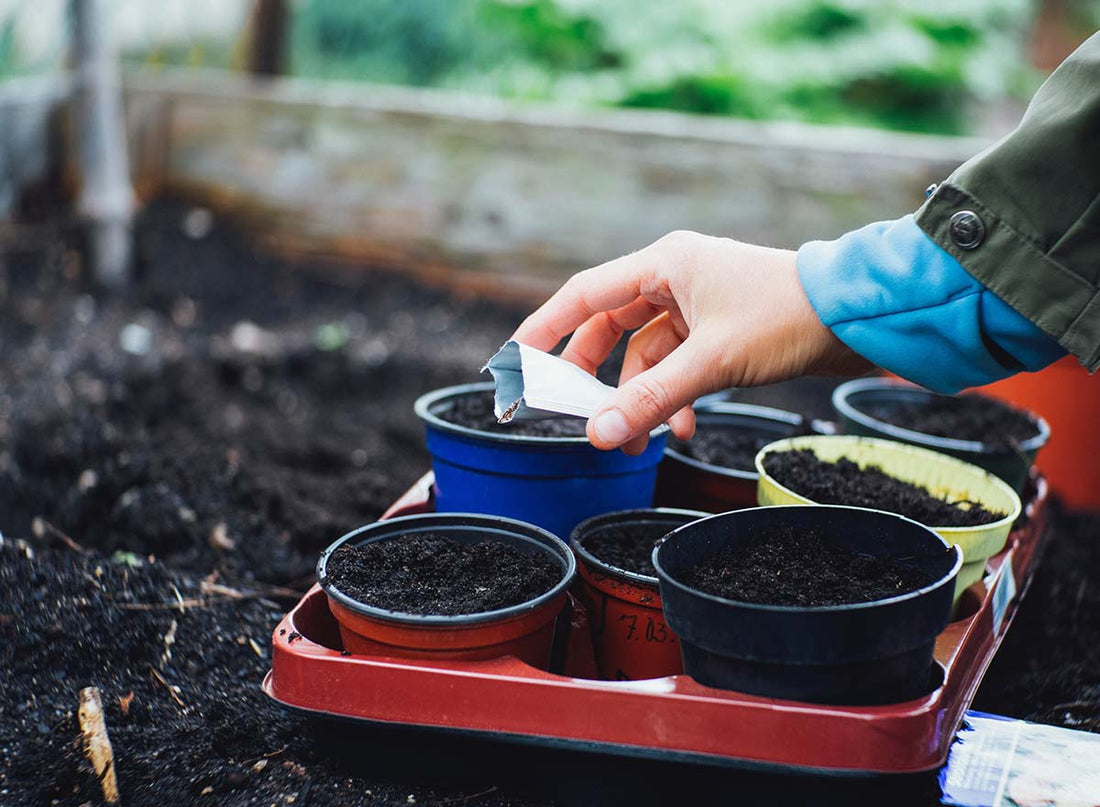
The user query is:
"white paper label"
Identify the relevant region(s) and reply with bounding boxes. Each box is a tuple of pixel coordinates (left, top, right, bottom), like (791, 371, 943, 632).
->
(482, 340, 615, 422)
(987, 549, 1016, 635)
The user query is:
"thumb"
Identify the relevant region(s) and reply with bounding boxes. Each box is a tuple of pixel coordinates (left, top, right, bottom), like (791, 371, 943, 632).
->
(587, 340, 714, 450)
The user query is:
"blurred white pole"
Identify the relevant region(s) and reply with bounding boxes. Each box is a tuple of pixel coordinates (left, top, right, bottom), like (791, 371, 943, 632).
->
(72, 0, 135, 289)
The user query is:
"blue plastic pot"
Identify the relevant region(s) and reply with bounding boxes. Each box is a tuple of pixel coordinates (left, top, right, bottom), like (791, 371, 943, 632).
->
(415, 383, 668, 540)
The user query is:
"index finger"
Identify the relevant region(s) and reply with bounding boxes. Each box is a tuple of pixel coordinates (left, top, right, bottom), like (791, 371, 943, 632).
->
(512, 247, 663, 351)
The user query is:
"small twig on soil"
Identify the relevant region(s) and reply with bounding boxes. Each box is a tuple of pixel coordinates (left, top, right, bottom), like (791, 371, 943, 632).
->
(149, 666, 186, 709)
(241, 746, 287, 768)
(116, 597, 210, 611)
(204, 579, 304, 601)
(171, 583, 186, 614)
(32, 517, 89, 554)
(201, 580, 247, 599)
(78, 687, 120, 804)
(441, 786, 499, 804)
(161, 619, 178, 668)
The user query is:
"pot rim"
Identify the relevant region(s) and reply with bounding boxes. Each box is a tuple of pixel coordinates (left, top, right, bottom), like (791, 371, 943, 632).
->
(832, 378, 1050, 455)
(663, 402, 805, 480)
(317, 512, 576, 627)
(416, 381, 668, 445)
(653, 504, 963, 614)
(753, 434, 1023, 537)
(571, 507, 711, 586)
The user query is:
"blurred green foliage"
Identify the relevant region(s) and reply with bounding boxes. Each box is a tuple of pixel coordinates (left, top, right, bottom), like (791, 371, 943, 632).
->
(0, 18, 16, 77)
(290, 0, 1043, 134)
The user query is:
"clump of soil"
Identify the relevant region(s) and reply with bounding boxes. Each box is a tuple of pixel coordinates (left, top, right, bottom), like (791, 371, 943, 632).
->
(868, 393, 1040, 450)
(325, 534, 562, 615)
(437, 390, 588, 438)
(580, 522, 678, 577)
(975, 501, 1100, 732)
(763, 450, 1005, 527)
(671, 426, 781, 471)
(678, 527, 934, 607)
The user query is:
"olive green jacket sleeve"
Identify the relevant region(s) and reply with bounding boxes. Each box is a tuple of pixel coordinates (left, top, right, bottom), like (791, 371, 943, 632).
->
(916, 32, 1100, 371)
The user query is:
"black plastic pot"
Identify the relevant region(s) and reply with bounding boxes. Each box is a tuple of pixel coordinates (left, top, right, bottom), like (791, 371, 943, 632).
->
(653, 505, 961, 705)
(654, 403, 805, 512)
(832, 378, 1049, 494)
(317, 513, 576, 668)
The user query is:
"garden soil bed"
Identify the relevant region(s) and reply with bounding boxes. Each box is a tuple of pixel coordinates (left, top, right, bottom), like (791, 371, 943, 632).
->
(763, 450, 1004, 526)
(326, 535, 561, 615)
(1, 197, 1098, 806)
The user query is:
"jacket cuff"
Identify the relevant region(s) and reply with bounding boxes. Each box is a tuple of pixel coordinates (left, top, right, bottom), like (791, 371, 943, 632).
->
(917, 183, 1100, 371)
(797, 215, 1065, 393)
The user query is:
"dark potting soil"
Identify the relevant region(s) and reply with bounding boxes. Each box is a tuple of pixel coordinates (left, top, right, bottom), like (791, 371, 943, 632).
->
(325, 533, 561, 615)
(868, 393, 1040, 450)
(763, 450, 1005, 527)
(671, 426, 776, 471)
(438, 389, 589, 437)
(678, 527, 934, 607)
(580, 522, 676, 577)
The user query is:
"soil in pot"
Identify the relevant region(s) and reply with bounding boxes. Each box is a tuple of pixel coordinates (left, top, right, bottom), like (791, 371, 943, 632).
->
(326, 533, 562, 615)
(867, 394, 1040, 450)
(670, 427, 777, 471)
(679, 527, 933, 607)
(580, 521, 673, 577)
(763, 449, 1005, 527)
(439, 390, 588, 438)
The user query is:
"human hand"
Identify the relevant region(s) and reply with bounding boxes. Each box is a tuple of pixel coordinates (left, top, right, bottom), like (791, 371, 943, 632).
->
(511, 231, 871, 454)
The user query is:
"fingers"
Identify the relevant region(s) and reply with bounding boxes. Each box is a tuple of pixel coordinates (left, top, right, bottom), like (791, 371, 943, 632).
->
(512, 246, 670, 351)
(618, 312, 684, 385)
(559, 298, 665, 375)
(587, 338, 716, 451)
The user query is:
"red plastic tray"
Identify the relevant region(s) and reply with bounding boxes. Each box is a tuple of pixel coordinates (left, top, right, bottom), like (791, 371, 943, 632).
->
(263, 472, 1049, 775)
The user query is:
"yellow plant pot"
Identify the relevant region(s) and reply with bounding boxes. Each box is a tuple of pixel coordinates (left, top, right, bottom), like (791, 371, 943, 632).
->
(755, 435, 1022, 603)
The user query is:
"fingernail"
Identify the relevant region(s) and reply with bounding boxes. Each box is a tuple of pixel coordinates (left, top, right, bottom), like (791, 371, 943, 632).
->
(594, 409, 631, 445)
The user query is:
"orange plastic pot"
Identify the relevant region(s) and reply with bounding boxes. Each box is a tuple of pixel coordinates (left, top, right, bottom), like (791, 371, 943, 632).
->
(570, 508, 708, 680)
(317, 513, 575, 669)
(970, 356, 1100, 511)
(655, 403, 805, 512)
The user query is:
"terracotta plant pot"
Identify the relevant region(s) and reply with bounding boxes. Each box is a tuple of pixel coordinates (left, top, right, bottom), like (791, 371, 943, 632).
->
(755, 435, 1021, 603)
(833, 378, 1049, 494)
(971, 356, 1100, 510)
(655, 403, 804, 512)
(570, 508, 708, 681)
(654, 505, 961, 705)
(317, 513, 575, 668)
(416, 382, 668, 539)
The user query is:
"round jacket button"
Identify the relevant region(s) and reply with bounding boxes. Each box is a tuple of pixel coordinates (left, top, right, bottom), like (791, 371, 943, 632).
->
(949, 210, 985, 250)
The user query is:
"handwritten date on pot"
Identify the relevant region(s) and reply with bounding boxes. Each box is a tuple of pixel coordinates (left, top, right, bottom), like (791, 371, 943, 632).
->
(618, 613, 674, 643)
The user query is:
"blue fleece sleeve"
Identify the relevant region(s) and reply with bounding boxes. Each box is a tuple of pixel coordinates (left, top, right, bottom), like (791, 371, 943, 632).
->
(797, 215, 1065, 393)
